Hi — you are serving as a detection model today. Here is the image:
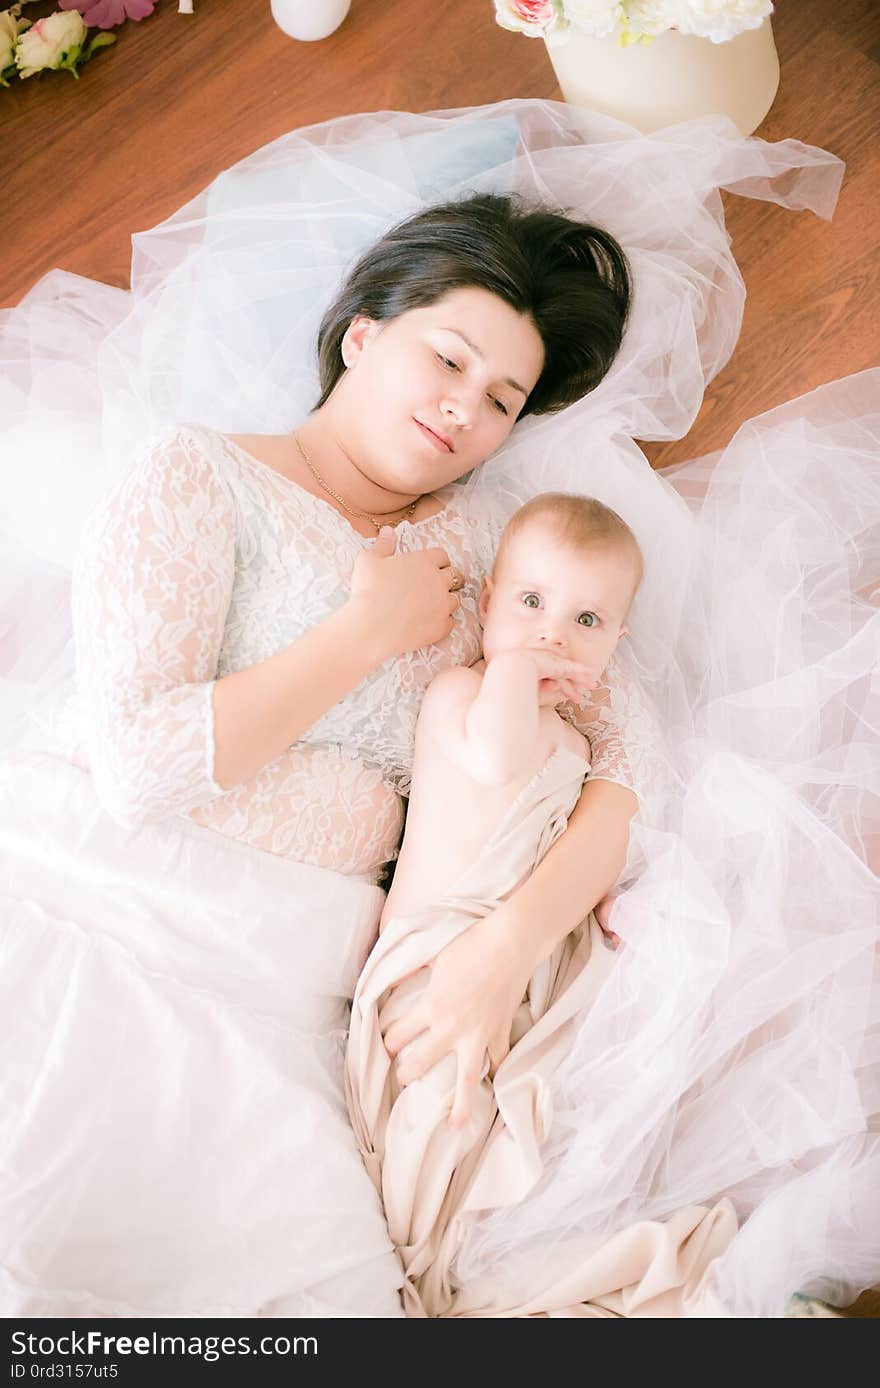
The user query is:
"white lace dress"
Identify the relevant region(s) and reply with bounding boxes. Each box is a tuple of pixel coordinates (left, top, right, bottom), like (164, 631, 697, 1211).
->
(0, 424, 643, 1319)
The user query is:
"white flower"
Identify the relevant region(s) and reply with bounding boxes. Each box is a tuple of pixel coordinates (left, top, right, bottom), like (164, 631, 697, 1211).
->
(672, 0, 773, 43)
(15, 9, 86, 77)
(564, 1, 625, 39)
(0, 12, 19, 71)
(494, 0, 774, 45)
(622, 1, 678, 38)
(0, 7, 30, 80)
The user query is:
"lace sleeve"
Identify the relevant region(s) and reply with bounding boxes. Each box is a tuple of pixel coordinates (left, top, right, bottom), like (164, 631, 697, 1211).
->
(72, 428, 235, 828)
(562, 655, 669, 813)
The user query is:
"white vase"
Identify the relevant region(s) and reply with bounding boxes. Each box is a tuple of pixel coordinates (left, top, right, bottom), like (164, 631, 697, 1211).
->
(270, 0, 351, 42)
(545, 20, 780, 136)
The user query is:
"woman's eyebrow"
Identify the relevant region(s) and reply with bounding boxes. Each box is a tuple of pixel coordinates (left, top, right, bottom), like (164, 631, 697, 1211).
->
(440, 328, 528, 397)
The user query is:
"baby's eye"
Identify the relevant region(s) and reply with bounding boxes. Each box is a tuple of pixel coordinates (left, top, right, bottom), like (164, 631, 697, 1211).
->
(437, 353, 460, 371)
(522, 593, 542, 609)
(577, 612, 599, 628)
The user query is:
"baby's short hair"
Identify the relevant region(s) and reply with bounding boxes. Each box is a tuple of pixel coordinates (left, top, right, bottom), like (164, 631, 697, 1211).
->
(495, 491, 644, 601)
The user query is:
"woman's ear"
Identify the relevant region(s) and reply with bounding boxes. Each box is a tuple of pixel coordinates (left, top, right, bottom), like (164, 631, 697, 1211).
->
(478, 575, 493, 627)
(340, 315, 381, 368)
(618, 625, 629, 639)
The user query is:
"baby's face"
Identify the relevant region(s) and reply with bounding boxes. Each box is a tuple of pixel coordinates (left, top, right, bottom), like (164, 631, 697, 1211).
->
(479, 522, 635, 703)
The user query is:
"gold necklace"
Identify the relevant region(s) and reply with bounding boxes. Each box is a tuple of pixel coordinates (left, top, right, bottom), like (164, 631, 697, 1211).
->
(293, 433, 419, 533)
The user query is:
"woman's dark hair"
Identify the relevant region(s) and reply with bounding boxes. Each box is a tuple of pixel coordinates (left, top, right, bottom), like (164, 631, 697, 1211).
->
(314, 192, 631, 418)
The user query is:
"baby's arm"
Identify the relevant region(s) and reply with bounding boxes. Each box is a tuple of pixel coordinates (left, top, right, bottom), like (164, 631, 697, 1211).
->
(420, 653, 591, 787)
(463, 651, 548, 784)
(414, 665, 504, 786)
(463, 648, 597, 784)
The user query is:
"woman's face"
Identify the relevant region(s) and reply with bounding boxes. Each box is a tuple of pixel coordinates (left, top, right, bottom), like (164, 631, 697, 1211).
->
(334, 286, 545, 493)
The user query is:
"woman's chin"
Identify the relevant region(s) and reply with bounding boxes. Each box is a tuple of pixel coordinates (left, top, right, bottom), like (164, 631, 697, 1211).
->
(376, 458, 455, 495)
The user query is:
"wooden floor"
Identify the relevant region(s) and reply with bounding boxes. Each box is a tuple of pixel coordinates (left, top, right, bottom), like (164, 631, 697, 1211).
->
(5, 0, 879, 469)
(5, 0, 879, 1316)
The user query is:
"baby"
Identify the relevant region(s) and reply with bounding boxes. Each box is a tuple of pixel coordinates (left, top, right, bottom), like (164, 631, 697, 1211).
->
(346, 492, 643, 1309)
(380, 490, 642, 933)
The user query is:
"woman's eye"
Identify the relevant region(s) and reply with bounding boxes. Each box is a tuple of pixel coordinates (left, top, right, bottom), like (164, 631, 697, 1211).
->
(577, 612, 599, 628)
(522, 593, 541, 609)
(490, 396, 509, 416)
(437, 353, 459, 371)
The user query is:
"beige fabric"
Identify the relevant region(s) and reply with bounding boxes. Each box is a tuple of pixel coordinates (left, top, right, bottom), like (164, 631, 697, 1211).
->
(345, 745, 738, 1317)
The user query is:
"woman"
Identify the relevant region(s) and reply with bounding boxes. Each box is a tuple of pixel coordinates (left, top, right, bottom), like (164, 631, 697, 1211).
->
(2, 101, 876, 1318)
(1, 187, 640, 1317)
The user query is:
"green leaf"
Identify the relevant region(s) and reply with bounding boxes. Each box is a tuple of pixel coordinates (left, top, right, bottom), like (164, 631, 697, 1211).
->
(82, 30, 116, 63)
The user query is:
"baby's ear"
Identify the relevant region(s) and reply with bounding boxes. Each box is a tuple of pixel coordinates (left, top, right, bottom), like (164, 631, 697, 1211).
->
(478, 575, 493, 626)
(618, 625, 629, 640)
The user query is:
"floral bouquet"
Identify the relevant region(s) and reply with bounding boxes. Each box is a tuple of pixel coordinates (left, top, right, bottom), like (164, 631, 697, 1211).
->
(1, 0, 185, 85)
(1, 4, 111, 82)
(494, 1, 774, 46)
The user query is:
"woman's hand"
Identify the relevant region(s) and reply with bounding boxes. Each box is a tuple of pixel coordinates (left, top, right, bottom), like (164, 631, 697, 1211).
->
(382, 907, 531, 1130)
(349, 526, 461, 660)
(594, 892, 621, 949)
(382, 898, 621, 1130)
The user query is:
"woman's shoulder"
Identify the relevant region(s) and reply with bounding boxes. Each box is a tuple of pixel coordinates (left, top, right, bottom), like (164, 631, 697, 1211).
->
(101, 423, 240, 518)
(75, 423, 239, 569)
(140, 420, 226, 462)
(130, 421, 238, 484)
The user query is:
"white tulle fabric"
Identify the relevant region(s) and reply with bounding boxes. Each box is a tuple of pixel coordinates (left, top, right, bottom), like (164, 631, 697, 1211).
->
(0, 100, 877, 1317)
(454, 371, 880, 1316)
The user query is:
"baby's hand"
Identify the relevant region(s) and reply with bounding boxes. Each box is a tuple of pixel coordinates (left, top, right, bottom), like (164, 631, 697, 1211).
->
(524, 649, 597, 703)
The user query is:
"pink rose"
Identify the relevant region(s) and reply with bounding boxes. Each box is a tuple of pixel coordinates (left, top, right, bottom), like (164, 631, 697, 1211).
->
(15, 10, 86, 77)
(58, 0, 157, 30)
(494, 1, 563, 40)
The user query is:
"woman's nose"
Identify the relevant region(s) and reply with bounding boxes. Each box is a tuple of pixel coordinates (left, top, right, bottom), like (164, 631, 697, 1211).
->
(440, 386, 476, 427)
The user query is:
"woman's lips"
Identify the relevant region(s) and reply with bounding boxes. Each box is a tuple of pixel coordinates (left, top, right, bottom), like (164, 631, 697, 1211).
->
(414, 420, 453, 453)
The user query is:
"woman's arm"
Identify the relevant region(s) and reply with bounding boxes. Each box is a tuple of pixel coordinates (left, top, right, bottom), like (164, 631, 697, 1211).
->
(76, 435, 385, 824)
(504, 775, 637, 971)
(384, 659, 660, 1125)
(384, 774, 636, 1127)
(212, 601, 384, 790)
(214, 525, 458, 787)
(74, 433, 236, 825)
(77, 438, 458, 823)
